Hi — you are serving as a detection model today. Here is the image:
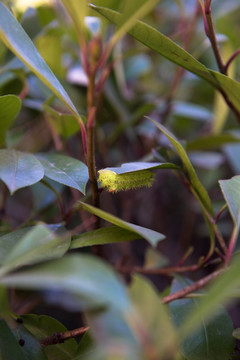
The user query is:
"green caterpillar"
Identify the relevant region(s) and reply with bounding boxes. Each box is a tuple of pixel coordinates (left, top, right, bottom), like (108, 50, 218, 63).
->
(98, 169, 155, 192)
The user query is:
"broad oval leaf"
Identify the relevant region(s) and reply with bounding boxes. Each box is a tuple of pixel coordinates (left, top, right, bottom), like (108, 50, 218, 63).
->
(37, 153, 89, 194)
(219, 175, 240, 226)
(0, 2, 83, 124)
(0, 254, 130, 312)
(169, 277, 235, 360)
(78, 201, 165, 247)
(0, 149, 44, 194)
(71, 225, 140, 249)
(0, 95, 21, 146)
(21, 314, 78, 360)
(0, 225, 71, 277)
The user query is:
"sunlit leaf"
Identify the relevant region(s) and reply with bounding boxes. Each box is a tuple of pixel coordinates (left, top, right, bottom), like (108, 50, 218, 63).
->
(0, 2, 83, 125)
(0, 95, 21, 146)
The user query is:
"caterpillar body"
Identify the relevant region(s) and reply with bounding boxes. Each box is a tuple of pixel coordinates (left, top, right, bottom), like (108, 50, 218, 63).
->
(98, 169, 155, 192)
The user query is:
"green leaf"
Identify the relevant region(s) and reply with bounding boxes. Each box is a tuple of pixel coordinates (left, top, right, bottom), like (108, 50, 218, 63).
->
(78, 201, 165, 247)
(101, 161, 179, 174)
(61, 0, 88, 34)
(129, 275, 177, 358)
(0, 149, 44, 194)
(0, 2, 83, 124)
(148, 119, 213, 215)
(0, 224, 71, 277)
(109, 0, 161, 47)
(186, 133, 240, 151)
(219, 176, 240, 225)
(93, 6, 240, 115)
(21, 314, 78, 360)
(12, 321, 48, 360)
(180, 254, 240, 339)
(37, 153, 89, 194)
(44, 106, 80, 138)
(92, 6, 216, 86)
(169, 277, 235, 360)
(0, 319, 26, 360)
(0, 254, 130, 312)
(0, 95, 21, 146)
(71, 225, 140, 249)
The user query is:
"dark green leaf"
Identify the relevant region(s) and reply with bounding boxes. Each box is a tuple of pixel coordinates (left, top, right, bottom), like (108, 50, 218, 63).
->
(0, 319, 26, 360)
(0, 149, 44, 194)
(71, 225, 140, 249)
(78, 201, 165, 246)
(12, 321, 48, 360)
(37, 153, 89, 194)
(0, 254, 130, 312)
(21, 314, 78, 360)
(0, 2, 83, 124)
(0, 225, 71, 277)
(169, 277, 235, 360)
(0, 95, 21, 146)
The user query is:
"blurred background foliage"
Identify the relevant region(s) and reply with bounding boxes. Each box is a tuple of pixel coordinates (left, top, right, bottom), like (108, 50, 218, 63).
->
(1, 0, 240, 359)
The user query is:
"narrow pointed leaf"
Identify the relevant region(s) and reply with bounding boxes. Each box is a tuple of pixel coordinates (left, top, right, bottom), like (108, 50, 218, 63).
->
(0, 149, 44, 194)
(0, 2, 83, 124)
(93, 6, 240, 114)
(0, 95, 21, 146)
(71, 225, 140, 249)
(92, 6, 216, 86)
(148, 119, 213, 215)
(37, 153, 89, 194)
(61, 0, 88, 34)
(78, 201, 165, 246)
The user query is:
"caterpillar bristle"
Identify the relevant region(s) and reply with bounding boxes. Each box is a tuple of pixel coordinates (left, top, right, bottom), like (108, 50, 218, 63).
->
(98, 169, 155, 192)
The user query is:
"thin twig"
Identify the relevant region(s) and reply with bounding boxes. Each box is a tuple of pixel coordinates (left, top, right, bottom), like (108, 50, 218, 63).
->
(41, 326, 90, 347)
(224, 48, 240, 74)
(161, 268, 224, 303)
